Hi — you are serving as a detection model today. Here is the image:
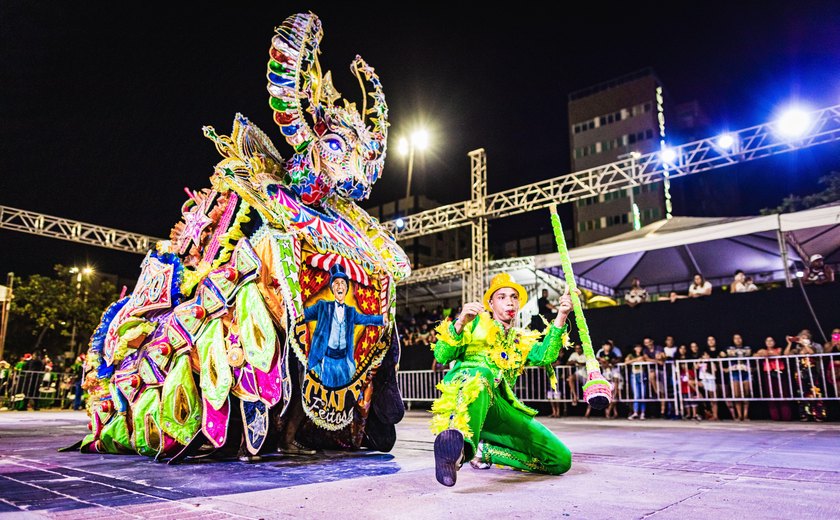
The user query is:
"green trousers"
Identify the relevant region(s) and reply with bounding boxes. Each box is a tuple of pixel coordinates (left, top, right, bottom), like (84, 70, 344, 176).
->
(462, 380, 572, 475)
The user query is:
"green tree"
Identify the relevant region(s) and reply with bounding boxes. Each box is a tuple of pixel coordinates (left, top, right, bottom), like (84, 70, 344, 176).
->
(8, 265, 119, 358)
(761, 171, 840, 215)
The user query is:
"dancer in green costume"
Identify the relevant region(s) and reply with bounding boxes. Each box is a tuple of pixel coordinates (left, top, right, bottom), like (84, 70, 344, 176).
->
(431, 272, 573, 486)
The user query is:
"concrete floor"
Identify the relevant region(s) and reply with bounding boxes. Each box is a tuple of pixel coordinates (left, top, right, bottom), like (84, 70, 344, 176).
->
(0, 410, 838, 519)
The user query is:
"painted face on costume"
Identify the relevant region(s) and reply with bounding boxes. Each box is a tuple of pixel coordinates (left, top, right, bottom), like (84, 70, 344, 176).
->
(331, 278, 348, 304)
(489, 287, 520, 324)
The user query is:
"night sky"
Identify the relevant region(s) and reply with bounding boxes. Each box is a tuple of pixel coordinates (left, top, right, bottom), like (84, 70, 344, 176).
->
(3, 2, 840, 280)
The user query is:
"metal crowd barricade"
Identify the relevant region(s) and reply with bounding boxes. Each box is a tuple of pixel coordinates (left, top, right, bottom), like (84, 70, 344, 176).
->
(678, 353, 840, 404)
(395, 353, 840, 414)
(0, 370, 74, 410)
(614, 361, 680, 412)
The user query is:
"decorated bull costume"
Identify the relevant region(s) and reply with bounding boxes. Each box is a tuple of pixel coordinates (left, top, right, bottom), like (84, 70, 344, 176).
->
(68, 12, 410, 462)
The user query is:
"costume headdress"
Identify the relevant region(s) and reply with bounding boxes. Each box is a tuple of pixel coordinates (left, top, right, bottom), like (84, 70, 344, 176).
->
(267, 12, 388, 204)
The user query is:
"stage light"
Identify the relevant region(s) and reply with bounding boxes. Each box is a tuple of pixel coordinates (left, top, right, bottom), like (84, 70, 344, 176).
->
(660, 147, 677, 164)
(776, 107, 812, 139)
(795, 270, 804, 278)
(716, 133, 735, 150)
(395, 218, 405, 230)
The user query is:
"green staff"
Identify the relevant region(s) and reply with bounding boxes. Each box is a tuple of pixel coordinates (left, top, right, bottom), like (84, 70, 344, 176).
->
(549, 205, 612, 409)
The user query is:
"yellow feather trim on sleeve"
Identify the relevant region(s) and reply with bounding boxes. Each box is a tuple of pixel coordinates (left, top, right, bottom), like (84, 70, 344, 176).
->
(432, 319, 470, 349)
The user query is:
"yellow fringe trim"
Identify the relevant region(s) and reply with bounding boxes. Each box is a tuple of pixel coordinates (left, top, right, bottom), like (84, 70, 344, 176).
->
(181, 261, 213, 295)
(430, 373, 484, 439)
(432, 319, 470, 349)
(213, 202, 251, 268)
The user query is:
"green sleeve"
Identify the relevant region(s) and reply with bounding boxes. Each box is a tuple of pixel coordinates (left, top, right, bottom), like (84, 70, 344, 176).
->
(527, 323, 569, 367)
(431, 317, 477, 364)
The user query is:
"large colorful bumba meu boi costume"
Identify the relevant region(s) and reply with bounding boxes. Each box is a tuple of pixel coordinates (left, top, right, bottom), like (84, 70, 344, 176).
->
(65, 13, 410, 463)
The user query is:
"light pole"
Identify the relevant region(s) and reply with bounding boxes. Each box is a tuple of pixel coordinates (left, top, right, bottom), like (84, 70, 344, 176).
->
(68, 266, 94, 358)
(397, 129, 430, 200)
(0, 272, 14, 362)
(618, 151, 642, 230)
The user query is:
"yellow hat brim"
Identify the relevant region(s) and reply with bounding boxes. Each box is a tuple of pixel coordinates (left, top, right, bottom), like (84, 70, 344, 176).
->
(483, 277, 528, 312)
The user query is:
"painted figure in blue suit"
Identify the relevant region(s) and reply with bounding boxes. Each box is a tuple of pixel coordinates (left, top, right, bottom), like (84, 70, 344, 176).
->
(304, 264, 386, 388)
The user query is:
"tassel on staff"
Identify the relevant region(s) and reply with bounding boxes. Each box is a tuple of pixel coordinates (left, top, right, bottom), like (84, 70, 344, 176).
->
(549, 204, 612, 410)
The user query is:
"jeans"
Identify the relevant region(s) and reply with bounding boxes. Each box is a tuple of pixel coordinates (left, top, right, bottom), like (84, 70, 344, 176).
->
(631, 373, 647, 414)
(73, 379, 83, 410)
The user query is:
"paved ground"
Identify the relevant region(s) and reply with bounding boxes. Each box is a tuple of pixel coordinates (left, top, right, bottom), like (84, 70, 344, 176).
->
(0, 410, 838, 519)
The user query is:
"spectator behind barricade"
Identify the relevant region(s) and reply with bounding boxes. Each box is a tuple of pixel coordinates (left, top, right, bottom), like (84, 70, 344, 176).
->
(625, 344, 648, 420)
(785, 334, 826, 421)
(743, 276, 758, 292)
(731, 270, 747, 293)
(24, 352, 44, 411)
(596, 339, 623, 359)
(566, 344, 587, 408)
(796, 329, 823, 353)
(688, 273, 712, 298)
(642, 337, 664, 415)
(676, 344, 700, 420)
(663, 336, 677, 359)
(596, 341, 621, 419)
(804, 254, 835, 285)
(826, 328, 840, 400)
(706, 336, 730, 419)
(415, 323, 431, 349)
(625, 278, 648, 308)
(0, 360, 10, 409)
(415, 304, 430, 324)
(660, 336, 678, 419)
(696, 350, 719, 420)
(668, 290, 688, 303)
(726, 333, 752, 421)
(754, 337, 792, 421)
(431, 305, 443, 323)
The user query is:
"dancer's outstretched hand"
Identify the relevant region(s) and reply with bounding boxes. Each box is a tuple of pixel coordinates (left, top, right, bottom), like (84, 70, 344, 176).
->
(454, 302, 484, 333)
(554, 286, 578, 327)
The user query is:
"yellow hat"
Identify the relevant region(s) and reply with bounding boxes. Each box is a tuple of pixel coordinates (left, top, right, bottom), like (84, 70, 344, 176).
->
(483, 273, 528, 312)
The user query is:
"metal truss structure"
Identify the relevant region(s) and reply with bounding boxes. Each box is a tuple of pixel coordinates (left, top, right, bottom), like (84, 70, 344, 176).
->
(3, 105, 840, 298)
(384, 103, 840, 240)
(386, 103, 840, 291)
(0, 205, 162, 254)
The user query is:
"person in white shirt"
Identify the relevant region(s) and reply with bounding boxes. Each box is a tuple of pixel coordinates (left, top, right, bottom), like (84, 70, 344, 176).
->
(566, 344, 588, 406)
(731, 270, 747, 293)
(688, 273, 712, 298)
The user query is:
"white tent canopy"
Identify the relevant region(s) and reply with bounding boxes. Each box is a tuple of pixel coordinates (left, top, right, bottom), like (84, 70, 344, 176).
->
(535, 204, 840, 295)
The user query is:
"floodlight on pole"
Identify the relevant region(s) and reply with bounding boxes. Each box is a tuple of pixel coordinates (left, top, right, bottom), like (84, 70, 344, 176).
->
(399, 128, 431, 199)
